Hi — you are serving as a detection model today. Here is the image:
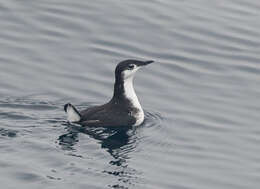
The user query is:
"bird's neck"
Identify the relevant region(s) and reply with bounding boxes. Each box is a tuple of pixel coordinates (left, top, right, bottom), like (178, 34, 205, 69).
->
(112, 76, 143, 111)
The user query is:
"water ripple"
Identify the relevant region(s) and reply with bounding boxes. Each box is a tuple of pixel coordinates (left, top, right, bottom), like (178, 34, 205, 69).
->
(0, 128, 17, 138)
(1, 0, 260, 188)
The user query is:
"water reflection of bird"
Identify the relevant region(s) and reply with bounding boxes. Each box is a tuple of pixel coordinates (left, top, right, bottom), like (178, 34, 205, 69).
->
(59, 124, 136, 152)
(58, 123, 139, 163)
(58, 124, 139, 187)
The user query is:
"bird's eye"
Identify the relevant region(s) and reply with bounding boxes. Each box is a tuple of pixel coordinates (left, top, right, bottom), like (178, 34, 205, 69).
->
(128, 64, 135, 70)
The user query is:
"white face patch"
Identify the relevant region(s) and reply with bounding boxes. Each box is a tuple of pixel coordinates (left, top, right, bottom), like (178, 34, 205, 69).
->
(122, 65, 139, 79)
(122, 67, 144, 126)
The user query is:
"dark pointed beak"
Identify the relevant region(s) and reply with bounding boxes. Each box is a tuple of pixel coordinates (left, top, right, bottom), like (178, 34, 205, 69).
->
(141, 60, 154, 66)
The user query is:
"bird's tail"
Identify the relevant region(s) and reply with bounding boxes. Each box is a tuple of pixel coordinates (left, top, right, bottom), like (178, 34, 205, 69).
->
(64, 103, 81, 122)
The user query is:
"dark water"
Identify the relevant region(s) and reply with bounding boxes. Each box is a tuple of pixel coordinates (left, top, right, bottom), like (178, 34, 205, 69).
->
(1, 0, 260, 188)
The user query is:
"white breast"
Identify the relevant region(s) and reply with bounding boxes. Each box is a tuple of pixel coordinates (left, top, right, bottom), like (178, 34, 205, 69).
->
(123, 75, 144, 126)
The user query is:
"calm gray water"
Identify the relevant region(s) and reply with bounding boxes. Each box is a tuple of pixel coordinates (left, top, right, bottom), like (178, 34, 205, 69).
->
(0, 0, 260, 188)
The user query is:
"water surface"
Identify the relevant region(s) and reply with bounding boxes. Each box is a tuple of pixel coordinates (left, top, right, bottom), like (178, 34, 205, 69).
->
(0, 0, 260, 188)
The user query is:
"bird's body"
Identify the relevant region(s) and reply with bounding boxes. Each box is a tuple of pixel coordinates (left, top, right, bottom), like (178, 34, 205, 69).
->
(64, 59, 154, 127)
